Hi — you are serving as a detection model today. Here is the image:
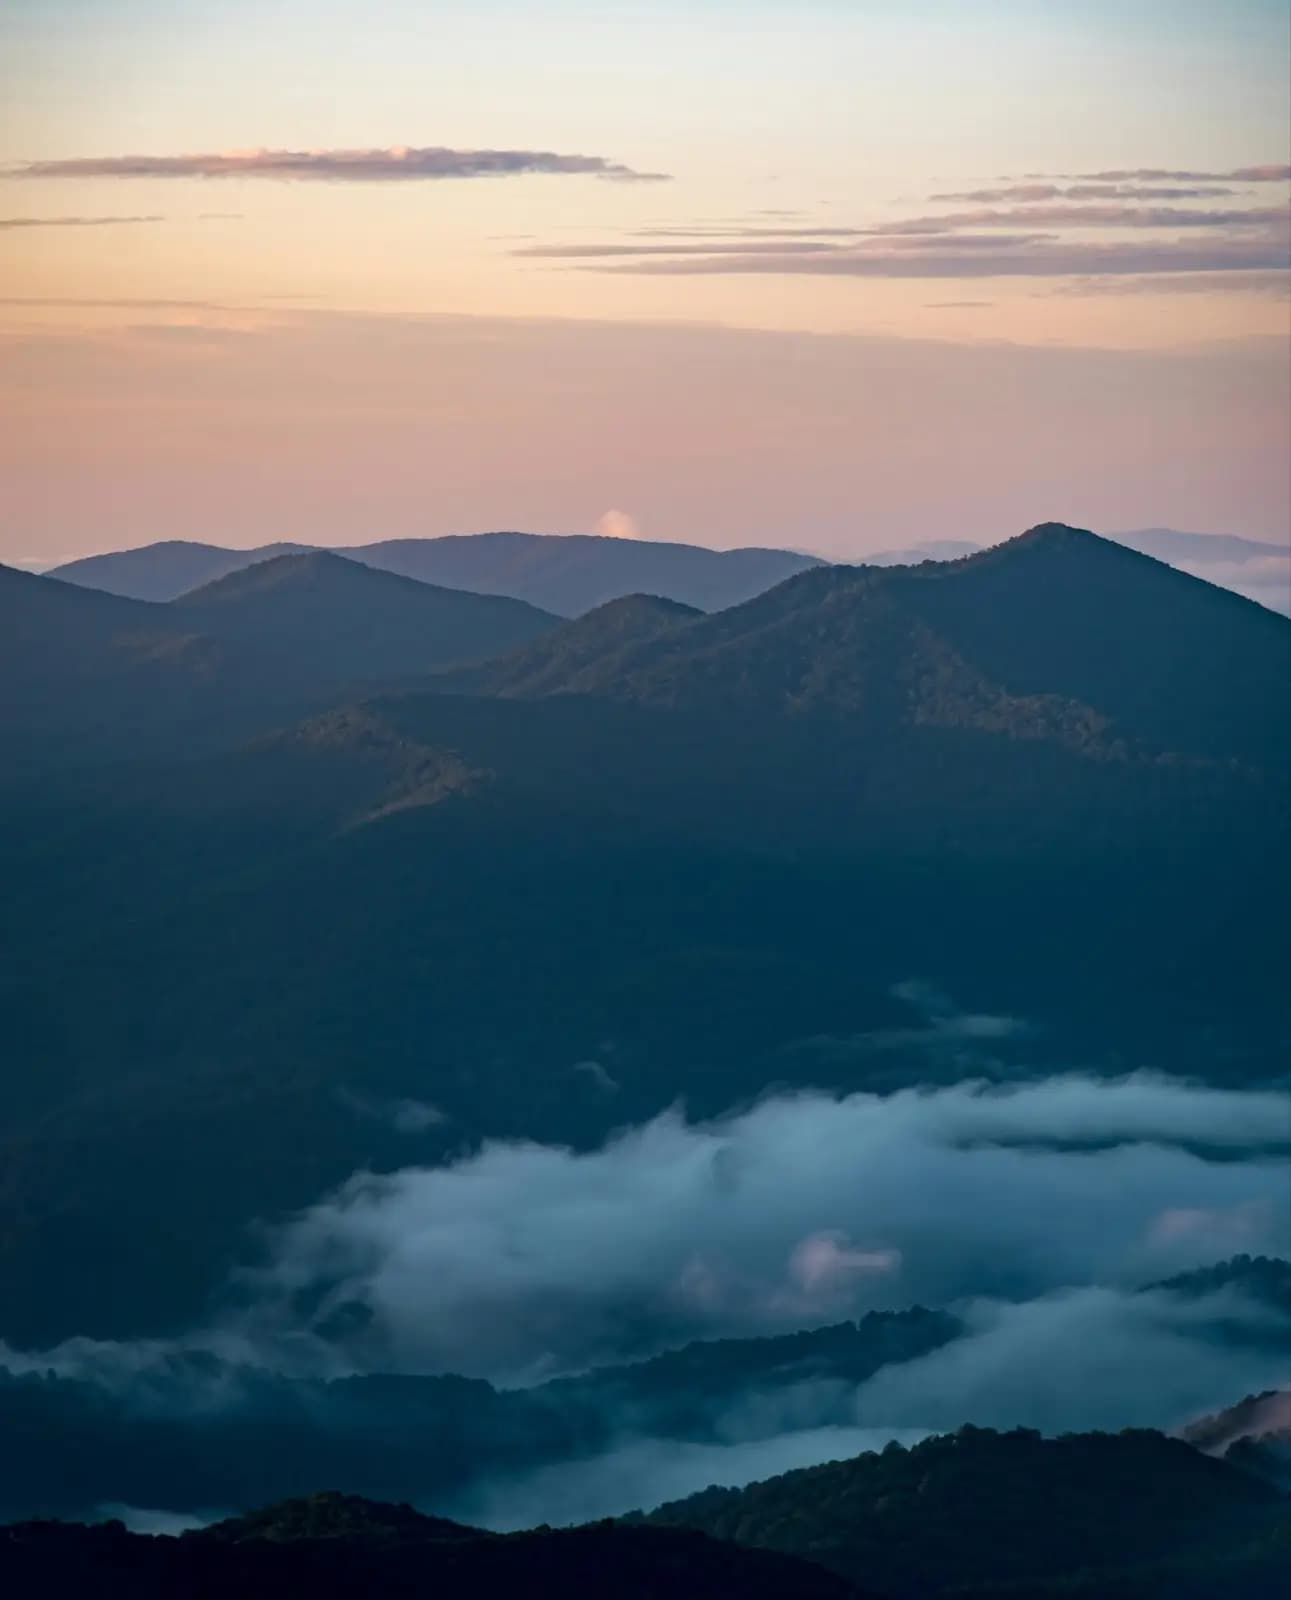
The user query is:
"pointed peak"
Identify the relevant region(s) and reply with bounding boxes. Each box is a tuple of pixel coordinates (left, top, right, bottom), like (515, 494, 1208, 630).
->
(1013, 521, 1104, 547)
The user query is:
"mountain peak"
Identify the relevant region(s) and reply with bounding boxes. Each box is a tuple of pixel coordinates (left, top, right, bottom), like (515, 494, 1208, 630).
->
(176, 549, 377, 603)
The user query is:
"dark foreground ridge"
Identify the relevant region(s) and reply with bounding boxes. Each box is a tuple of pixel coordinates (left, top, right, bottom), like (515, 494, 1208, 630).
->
(6, 1424, 1290, 1599)
(0, 1492, 869, 1599)
(641, 1425, 1291, 1597)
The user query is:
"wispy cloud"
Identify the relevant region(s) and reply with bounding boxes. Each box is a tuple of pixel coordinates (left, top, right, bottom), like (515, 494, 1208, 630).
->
(0, 214, 165, 229)
(1053, 164, 1291, 183)
(593, 235, 1291, 279)
(891, 204, 1289, 232)
(515, 240, 844, 259)
(931, 184, 1239, 202)
(8, 146, 670, 183)
(1051, 270, 1291, 297)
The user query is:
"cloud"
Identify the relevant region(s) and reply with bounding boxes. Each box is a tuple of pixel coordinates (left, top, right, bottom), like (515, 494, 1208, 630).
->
(596, 509, 642, 541)
(337, 1087, 448, 1133)
(893, 205, 1288, 231)
(1052, 270, 1291, 297)
(932, 184, 1239, 202)
(9, 146, 669, 183)
(93, 1505, 223, 1536)
(1042, 166, 1291, 183)
(442, 1281, 1291, 1526)
(516, 241, 840, 258)
(594, 235, 1291, 278)
(0, 214, 165, 229)
(517, 207, 1287, 265)
(223, 1074, 1289, 1382)
(852, 1286, 1291, 1436)
(633, 226, 875, 239)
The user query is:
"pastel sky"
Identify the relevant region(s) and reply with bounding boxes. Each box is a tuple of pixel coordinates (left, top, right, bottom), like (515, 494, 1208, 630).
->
(2, 0, 1289, 559)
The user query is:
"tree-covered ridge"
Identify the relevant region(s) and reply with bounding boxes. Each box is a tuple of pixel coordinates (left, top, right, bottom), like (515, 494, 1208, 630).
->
(642, 1424, 1290, 1596)
(0, 1307, 957, 1521)
(1, 525, 1287, 1345)
(0, 1498, 870, 1599)
(1152, 1255, 1291, 1314)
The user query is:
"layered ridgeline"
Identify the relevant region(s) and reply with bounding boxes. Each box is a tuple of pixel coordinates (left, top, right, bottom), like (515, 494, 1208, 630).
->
(0, 551, 555, 773)
(4, 1429, 1288, 1599)
(0, 1494, 869, 1600)
(2, 1259, 1286, 1527)
(47, 524, 1290, 613)
(1, 525, 1288, 1344)
(48, 530, 823, 613)
(640, 1426, 1291, 1598)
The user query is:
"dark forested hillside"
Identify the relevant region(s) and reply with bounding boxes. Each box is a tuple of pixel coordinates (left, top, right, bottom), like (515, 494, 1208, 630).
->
(471, 524, 1289, 772)
(0, 1495, 869, 1599)
(0, 554, 555, 775)
(1, 525, 1287, 1343)
(0, 1306, 967, 1523)
(642, 1426, 1291, 1597)
(46, 540, 318, 601)
(171, 550, 557, 678)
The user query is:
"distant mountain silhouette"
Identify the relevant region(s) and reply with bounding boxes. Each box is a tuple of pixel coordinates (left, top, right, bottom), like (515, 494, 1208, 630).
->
(863, 538, 983, 565)
(51, 531, 823, 614)
(173, 551, 556, 681)
(51, 539, 318, 601)
(643, 1425, 1290, 1597)
(1111, 527, 1289, 566)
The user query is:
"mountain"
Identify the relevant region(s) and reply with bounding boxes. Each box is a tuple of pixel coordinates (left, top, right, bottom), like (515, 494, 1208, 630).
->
(1108, 528, 1291, 614)
(1150, 1256, 1291, 1316)
(0, 1306, 961, 1523)
(863, 539, 983, 565)
(1111, 527, 1289, 567)
(2, 524, 1287, 1344)
(1185, 1391, 1291, 1492)
(467, 524, 1290, 773)
(0, 554, 555, 777)
(340, 531, 824, 615)
(50, 540, 317, 601)
(0, 560, 257, 773)
(642, 1425, 1291, 1597)
(457, 590, 702, 696)
(50, 531, 823, 614)
(172, 551, 557, 681)
(0, 1494, 868, 1599)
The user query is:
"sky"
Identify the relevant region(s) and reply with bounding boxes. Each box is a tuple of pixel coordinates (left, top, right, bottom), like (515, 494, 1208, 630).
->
(2, 0, 1289, 560)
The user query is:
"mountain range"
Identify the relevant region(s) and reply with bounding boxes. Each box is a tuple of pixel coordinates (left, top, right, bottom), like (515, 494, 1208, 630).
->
(5, 1424, 1288, 1599)
(2, 524, 1287, 1344)
(41, 523, 1291, 614)
(46, 530, 824, 613)
(2, 1258, 1282, 1529)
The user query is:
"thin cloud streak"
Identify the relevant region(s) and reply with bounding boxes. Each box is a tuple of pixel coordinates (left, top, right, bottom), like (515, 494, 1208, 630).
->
(900, 204, 1289, 231)
(516, 241, 861, 259)
(8, 146, 670, 183)
(932, 184, 1239, 202)
(0, 214, 166, 229)
(1051, 270, 1291, 297)
(1053, 164, 1291, 183)
(595, 236, 1291, 279)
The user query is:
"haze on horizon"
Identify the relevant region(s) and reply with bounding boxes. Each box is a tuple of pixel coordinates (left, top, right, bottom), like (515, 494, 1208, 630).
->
(2, 0, 1289, 562)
